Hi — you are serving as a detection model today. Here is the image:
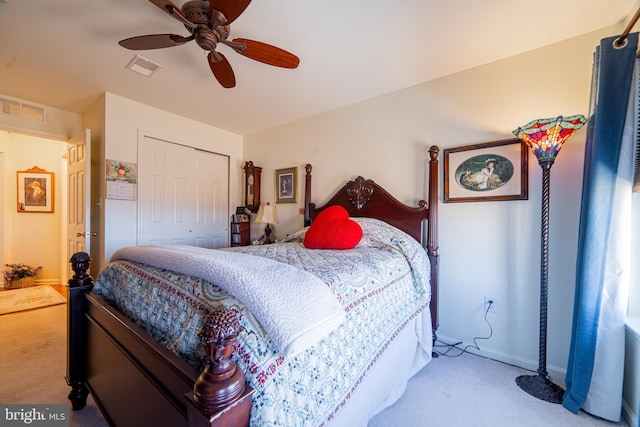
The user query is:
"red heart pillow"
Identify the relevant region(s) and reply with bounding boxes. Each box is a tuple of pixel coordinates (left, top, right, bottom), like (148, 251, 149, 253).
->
(303, 205, 363, 249)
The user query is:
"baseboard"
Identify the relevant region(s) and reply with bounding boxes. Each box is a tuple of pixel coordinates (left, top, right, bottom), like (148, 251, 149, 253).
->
(436, 334, 567, 381)
(34, 279, 61, 286)
(1, 279, 61, 288)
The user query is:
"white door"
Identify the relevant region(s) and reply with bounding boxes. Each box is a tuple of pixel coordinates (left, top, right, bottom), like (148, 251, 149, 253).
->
(139, 136, 229, 248)
(66, 129, 91, 281)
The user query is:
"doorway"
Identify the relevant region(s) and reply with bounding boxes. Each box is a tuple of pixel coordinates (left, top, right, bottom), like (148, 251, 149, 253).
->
(0, 131, 69, 287)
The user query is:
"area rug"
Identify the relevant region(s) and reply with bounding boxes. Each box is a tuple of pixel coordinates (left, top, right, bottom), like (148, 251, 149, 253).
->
(0, 285, 66, 315)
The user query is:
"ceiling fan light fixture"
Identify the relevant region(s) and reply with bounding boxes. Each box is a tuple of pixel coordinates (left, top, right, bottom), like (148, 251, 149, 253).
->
(118, 0, 299, 87)
(125, 55, 162, 77)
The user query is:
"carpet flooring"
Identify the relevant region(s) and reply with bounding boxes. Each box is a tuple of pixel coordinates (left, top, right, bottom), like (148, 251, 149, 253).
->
(0, 302, 628, 427)
(0, 303, 108, 427)
(369, 346, 628, 427)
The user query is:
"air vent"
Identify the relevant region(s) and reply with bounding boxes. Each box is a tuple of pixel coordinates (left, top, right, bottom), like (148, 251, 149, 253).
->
(0, 97, 45, 122)
(125, 55, 161, 77)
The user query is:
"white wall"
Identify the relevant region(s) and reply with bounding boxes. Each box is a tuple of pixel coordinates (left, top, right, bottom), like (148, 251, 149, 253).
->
(92, 92, 243, 268)
(244, 25, 627, 378)
(0, 131, 68, 285)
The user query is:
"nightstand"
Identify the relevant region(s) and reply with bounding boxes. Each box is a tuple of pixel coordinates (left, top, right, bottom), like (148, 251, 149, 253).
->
(230, 217, 250, 247)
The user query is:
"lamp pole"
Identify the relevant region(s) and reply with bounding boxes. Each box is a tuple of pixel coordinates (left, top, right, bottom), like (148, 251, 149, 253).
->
(538, 163, 551, 378)
(515, 160, 565, 403)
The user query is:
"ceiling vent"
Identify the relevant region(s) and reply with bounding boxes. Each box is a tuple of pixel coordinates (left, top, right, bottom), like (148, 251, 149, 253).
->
(125, 55, 161, 77)
(0, 97, 45, 122)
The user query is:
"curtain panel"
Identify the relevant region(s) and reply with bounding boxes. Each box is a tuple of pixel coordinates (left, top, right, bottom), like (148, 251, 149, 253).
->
(563, 33, 637, 421)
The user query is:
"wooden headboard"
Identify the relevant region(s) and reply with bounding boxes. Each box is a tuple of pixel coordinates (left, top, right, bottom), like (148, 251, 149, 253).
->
(302, 145, 440, 343)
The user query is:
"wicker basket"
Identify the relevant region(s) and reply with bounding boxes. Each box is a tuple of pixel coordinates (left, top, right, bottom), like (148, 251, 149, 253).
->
(6, 276, 36, 289)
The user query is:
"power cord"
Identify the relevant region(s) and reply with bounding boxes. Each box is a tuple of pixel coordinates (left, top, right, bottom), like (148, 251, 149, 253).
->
(434, 300, 494, 357)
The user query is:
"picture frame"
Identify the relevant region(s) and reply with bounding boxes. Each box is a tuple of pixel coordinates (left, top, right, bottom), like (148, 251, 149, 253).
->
(275, 167, 297, 204)
(17, 166, 55, 213)
(443, 139, 528, 203)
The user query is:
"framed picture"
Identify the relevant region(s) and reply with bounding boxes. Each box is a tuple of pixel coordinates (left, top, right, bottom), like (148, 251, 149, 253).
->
(275, 167, 297, 204)
(17, 166, 55, 213)
(443, 139, 528, 203)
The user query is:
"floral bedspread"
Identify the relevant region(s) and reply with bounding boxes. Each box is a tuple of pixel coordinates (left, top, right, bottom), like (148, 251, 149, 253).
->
(93, 218, 431, 426)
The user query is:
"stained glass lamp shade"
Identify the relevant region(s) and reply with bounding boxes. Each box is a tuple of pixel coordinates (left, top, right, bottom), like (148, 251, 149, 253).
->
(512, 114, 586, 404)
(513, 115, 587, 166)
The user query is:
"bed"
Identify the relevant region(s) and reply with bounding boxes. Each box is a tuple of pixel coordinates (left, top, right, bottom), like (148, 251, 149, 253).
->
(65, 145, 440, 427)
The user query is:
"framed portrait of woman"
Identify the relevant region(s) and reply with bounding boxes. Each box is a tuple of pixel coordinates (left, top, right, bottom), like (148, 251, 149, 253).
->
(443, 139, 528, 203)
(17, 166, 54, 213)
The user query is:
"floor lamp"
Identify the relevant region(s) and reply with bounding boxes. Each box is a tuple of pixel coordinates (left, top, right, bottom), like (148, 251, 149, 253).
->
(512, 114, 587, 403)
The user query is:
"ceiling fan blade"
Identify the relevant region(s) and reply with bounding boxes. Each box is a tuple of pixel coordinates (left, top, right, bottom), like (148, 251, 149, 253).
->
(208, 51, 236, 88)
(119, 34, 193, 50)
(208, 0, 252, 25)
(231, 38, 300, 68)
(149, 0, 197, 29)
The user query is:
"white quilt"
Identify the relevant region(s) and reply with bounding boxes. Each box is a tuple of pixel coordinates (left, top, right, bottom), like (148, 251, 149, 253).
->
(110, 244, 345, 358)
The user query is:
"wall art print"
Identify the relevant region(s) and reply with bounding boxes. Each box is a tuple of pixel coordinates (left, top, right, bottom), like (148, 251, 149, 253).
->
(275, 167, 297, 204)
(17, 166, 54, 213)
(444, 139, 528, 203)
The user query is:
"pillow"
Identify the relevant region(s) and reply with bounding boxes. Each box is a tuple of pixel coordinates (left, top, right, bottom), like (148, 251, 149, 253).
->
(281, 226, 309, 243)
(303, 205, 363, 249)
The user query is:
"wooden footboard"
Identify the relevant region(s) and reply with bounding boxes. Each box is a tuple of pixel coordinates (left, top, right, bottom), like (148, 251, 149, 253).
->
(66, 253, 254, 427)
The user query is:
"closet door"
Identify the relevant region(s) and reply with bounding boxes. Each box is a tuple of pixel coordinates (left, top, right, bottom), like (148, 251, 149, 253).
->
(138, 136, 229, 248)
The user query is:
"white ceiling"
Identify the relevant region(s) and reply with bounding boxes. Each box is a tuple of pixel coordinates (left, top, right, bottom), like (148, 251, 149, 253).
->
(0, 0, 637, 135)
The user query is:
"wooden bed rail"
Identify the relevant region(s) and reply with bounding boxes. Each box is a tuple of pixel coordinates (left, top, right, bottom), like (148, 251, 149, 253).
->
(66, 252, 254, 427)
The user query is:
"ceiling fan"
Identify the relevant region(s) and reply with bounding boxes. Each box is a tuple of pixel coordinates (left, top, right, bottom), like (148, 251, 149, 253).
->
(119, 0, 300, 88)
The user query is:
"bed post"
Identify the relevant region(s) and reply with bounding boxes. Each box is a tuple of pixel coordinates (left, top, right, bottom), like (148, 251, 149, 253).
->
(427, 145, 440, 348)
(185, 308, 255, 427)
(66, 252, 93, 410)
(304, 163, 313, 227)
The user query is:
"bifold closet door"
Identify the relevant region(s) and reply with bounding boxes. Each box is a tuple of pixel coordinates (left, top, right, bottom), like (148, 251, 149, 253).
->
(139, 136, 229, 248)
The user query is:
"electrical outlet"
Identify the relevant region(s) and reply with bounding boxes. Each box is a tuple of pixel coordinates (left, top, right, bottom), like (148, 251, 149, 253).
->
(484, 296, 496, 314)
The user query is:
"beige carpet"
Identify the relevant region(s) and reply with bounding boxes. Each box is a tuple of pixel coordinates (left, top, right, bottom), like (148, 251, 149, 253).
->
(369, 348, 628, 426)
(0, 303, 108, 427)
(0, 285, 66, 315)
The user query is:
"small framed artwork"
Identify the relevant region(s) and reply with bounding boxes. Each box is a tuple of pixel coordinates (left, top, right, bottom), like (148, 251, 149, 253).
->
(275, 167, 297, 204)
(17, 166, 55, 213)
(443, 139, 528, 203)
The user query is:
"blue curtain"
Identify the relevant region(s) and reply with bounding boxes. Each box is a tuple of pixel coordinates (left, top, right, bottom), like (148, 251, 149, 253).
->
(563, 33, 637, 421)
